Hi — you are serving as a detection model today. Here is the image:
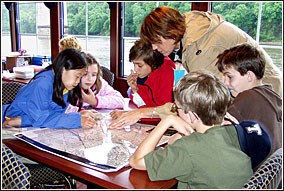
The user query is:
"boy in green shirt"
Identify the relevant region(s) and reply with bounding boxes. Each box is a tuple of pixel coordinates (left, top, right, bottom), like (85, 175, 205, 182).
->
(129, 70, 253, 189)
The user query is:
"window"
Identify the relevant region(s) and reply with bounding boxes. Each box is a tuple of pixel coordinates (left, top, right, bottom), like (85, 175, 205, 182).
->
(212, 2, 282, 71)
(121, 2, 192, 76)
(1, 2, 12, 58)
(1, 2, 51, 58)
(19, 2, 51, 56)
(3, 2, 281, 74)
(120, 2, 282, 76)
(63, 2, 110, 68)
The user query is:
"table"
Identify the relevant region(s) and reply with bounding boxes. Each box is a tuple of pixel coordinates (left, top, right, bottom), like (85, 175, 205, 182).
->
(3, 138, 177, 189)
(2, 88, 175, 188)
(2, 77, 30, 84)
(2, 102, 174, 189)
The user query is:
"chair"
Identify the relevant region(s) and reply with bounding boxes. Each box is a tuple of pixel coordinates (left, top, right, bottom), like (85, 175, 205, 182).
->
(2, 144, 31, 189)
(243, 148, 282, 189)
(2, 144, 75, 189)
(25, 163, 74, 189)
(2, 81, 25, 104)
(101, 66, 114, 86)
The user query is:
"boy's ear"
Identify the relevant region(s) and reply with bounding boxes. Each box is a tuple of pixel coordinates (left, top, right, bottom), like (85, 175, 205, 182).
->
(188, 112, 199, 124)
(246, 71, 255, 82)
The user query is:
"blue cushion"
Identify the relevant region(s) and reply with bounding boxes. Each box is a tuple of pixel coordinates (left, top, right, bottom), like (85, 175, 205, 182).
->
(2, 144, 31, 189)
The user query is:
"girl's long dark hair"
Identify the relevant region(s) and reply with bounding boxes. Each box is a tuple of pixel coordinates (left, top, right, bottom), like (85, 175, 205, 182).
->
(29, 48, 87, 109)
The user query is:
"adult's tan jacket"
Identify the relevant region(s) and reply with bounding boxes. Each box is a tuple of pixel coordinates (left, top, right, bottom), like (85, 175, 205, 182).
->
(181, 10, 282, 97)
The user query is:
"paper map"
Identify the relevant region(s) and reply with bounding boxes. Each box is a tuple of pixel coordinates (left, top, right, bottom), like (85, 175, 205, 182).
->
(14, 122, 169, 172)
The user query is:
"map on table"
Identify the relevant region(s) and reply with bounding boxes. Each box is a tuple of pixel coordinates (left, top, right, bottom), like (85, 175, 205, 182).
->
(14, 122, 169, 172)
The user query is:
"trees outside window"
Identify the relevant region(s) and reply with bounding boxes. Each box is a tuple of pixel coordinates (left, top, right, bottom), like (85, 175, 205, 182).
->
(1, 2, 11, 58)
(64, 2, 110, 68)
(212, 2, 282, 71)
(1, 2, 282, 72)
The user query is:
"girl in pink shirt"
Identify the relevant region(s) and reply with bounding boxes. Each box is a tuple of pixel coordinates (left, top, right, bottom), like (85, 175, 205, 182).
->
(80, 53, 125, 110)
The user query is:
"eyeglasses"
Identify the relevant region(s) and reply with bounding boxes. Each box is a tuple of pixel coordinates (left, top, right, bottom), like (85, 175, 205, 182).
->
(170, 102, 182, 113)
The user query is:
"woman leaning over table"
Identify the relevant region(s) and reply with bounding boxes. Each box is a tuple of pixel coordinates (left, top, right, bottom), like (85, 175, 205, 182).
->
(140, 6, 282, 96)
(2, 48, 98, 128)
(109, 6, 282, 129)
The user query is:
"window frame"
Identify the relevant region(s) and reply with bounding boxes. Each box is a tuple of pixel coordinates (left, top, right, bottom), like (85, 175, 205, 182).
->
(4, 2, 282, 96)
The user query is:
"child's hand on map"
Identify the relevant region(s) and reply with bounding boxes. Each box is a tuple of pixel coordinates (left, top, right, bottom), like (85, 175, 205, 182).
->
(79, 109, 99, 119)
(80, 110, 99, 128)
(3, 117, 22, 127)
(81, 115, 97, 128)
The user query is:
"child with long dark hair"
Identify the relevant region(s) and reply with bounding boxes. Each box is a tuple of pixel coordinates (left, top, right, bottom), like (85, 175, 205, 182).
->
(3, 48, 98, 128)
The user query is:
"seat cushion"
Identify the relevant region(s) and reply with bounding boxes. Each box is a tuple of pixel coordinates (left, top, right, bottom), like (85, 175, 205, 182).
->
(2, 144, 31, 189)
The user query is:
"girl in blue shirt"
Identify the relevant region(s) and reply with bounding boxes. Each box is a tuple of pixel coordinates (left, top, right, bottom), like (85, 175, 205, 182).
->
(3, 48, 98, 128)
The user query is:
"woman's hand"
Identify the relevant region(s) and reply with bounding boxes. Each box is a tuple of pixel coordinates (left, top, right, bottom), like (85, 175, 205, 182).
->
(157, 102, 177, 119)
(81, 87, 97, 106)
(3, 117, 22, 127)
(127, 70, 138, 93)
(109, 110, 127, 120)
(109, 109, 141, 129)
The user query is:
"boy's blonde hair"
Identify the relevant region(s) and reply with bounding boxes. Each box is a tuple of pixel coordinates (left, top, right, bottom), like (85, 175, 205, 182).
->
(173, 70, 230, 126)
(59, 36, 82, 51)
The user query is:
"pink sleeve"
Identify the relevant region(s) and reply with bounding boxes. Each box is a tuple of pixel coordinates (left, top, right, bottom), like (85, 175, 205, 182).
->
(95, 78, 125, 109)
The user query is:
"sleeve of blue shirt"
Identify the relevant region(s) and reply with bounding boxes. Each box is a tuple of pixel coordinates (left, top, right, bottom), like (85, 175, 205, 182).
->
(23, 79, 81, 128)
